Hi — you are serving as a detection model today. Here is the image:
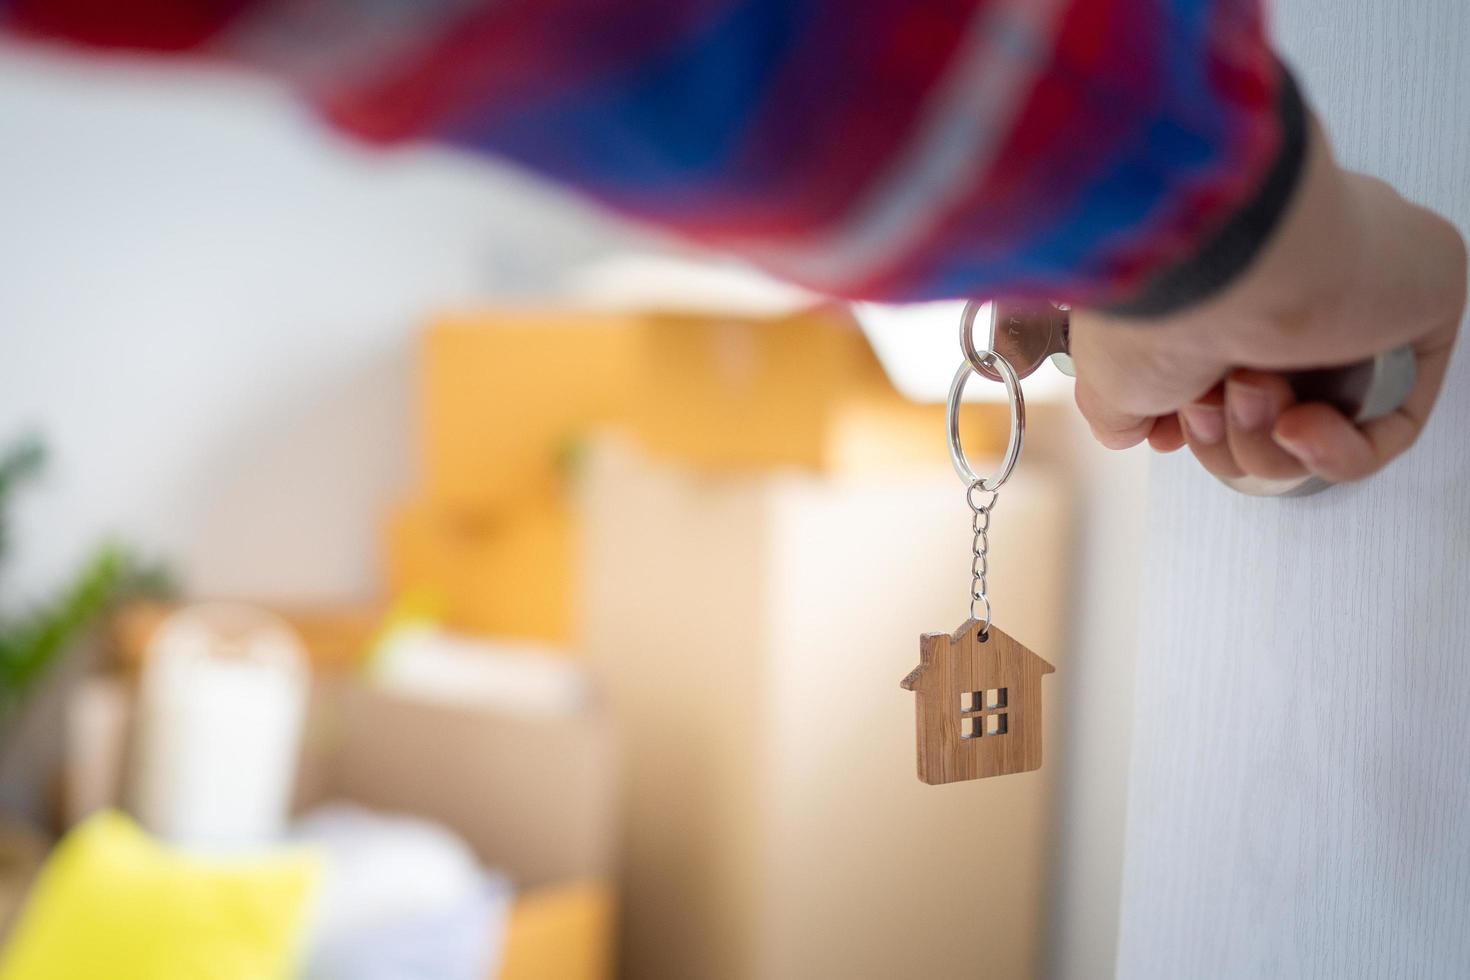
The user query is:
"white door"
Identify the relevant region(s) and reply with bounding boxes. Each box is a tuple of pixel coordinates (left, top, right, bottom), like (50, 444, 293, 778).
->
(1115, 2, 1470, 976)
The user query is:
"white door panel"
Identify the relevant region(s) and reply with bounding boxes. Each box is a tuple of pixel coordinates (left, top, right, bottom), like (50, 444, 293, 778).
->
(1116, 2, 1470, 977)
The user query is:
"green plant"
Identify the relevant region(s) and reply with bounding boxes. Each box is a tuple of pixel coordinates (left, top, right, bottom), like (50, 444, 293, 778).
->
(0, 436, 173, 723)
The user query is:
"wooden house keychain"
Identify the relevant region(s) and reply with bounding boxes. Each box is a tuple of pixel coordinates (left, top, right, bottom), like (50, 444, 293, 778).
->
(901, 300, 1057, 784)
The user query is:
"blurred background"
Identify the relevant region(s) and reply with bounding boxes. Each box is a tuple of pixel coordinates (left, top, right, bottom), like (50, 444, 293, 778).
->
(0, 38, 1149, 980)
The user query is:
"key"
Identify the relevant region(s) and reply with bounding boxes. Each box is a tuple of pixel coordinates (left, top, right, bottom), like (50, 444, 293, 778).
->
(972, 300, 1072, 383)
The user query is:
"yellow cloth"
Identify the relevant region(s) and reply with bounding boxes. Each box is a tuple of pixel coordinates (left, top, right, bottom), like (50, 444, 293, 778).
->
(0, 811, 319, 980)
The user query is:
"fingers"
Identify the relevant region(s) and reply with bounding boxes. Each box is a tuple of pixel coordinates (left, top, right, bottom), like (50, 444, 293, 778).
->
(1223, 371, 1307, 480)
(1270, 321, 1457, 482)
(1178, 372, 1309, 481)
(1146, 414, 1186, 453)
(1271, 404, 1406, 482)
(1074, 378, 1153, 450)
(1096, 337, 1448, 487)
(1179, 386, 1242, 478)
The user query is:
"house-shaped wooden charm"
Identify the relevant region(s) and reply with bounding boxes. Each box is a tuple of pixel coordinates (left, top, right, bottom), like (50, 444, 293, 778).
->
(900, 621, 1054, 784)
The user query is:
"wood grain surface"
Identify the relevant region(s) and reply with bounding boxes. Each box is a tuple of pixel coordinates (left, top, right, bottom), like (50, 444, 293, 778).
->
(902, 620, 1053, 783)
(1115, 4, 1470, 977)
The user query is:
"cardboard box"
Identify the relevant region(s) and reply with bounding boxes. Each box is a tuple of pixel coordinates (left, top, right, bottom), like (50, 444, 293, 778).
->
(625, 306, 1001, 473)
(297, 681, 619, 980)
(396, 307, 1005, 644)
(296, 681, 617, 891)
(580, 439, 1070, 980)
(385, 499, 574, 645)
(418, 306, 1004, 496)
(420, 312, 639, 515)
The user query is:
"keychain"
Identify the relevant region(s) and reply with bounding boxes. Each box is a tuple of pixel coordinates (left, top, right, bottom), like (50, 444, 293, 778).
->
(899, 294, 1417, 785)
(901, 300, 1055, 785)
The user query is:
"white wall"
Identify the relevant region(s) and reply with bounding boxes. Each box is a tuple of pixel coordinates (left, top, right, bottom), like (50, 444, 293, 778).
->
(0, 42, 636, 607)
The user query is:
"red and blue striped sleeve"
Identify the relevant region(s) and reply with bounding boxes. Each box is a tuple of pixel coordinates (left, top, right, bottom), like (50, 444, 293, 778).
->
(2, 0, 1303, 313)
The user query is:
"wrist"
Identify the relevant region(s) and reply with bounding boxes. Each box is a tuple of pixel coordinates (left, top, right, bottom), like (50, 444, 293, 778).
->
(1094, 113, 1354, 356)
(1204, 114, 1361, 360)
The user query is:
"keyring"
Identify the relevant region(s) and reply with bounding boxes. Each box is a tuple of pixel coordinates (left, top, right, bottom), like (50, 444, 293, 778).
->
(946, 349, 1025, 491)
(958, 299, 994, 378)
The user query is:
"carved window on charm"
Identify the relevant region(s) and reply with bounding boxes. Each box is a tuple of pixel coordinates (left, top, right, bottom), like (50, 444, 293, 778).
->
(959, 688, 1009, 739)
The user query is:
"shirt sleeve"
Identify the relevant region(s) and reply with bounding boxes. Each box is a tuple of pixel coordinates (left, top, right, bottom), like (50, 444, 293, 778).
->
(2, 0, 1303, 313)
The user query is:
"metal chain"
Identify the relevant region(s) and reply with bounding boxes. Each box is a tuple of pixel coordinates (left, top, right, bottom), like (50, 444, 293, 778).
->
(952, 302, 1028, 638)
(967, 480, 999, 635)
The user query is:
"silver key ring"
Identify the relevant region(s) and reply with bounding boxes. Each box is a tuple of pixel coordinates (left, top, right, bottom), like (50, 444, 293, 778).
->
(958, 298, 992, 376)
(946, 349, 1025, 491)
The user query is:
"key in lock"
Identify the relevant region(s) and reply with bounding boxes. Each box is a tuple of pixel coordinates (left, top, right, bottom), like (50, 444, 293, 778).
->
(966, 300, 1415, 498)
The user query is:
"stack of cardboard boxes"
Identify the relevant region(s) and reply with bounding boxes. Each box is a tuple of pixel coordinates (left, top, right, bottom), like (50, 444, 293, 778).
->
(389, 303, 1065, 980)
(387, 304, 999, 643)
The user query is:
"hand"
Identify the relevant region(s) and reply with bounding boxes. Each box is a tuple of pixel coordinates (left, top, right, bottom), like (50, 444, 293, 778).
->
(1068, 116, 1467, 485)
